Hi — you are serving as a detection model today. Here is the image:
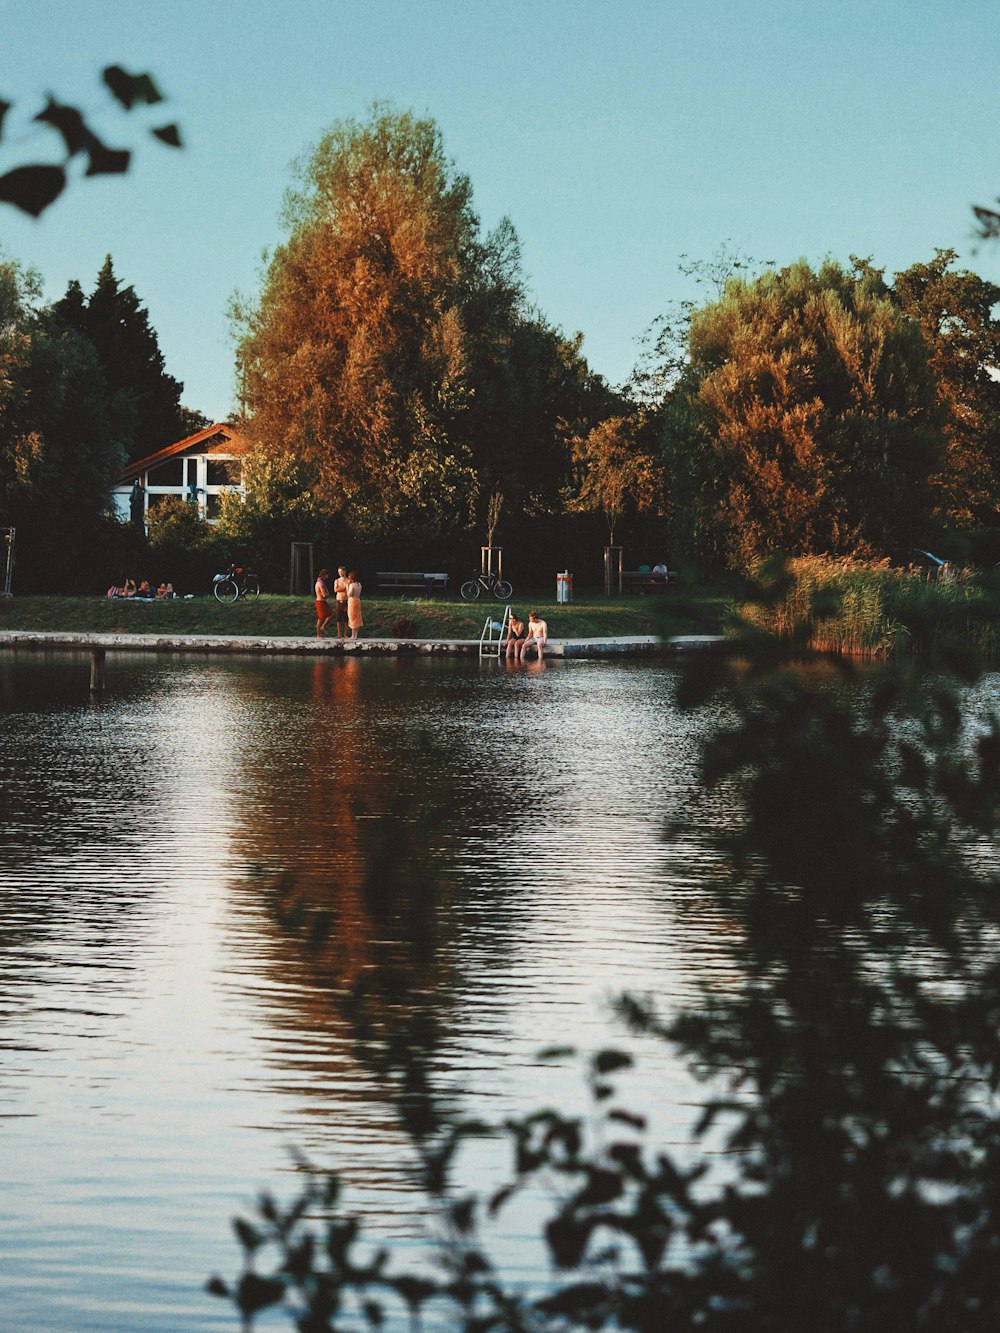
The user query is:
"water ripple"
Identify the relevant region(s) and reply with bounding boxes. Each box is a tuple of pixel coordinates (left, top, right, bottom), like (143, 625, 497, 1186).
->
(1, 652, 742, 1331)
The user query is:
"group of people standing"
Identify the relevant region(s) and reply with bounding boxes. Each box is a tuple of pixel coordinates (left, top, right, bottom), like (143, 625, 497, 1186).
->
(503, 609, 547, 662)
(315, 566, 363, 639)
(313, 570, 547, 659)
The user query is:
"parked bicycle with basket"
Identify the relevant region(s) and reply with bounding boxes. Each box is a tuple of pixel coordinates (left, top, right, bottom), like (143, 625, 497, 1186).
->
(213, 564, 260, 603)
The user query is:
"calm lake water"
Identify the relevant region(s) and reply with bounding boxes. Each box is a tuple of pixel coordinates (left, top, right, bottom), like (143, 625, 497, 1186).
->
(0, 649, 749, 1331)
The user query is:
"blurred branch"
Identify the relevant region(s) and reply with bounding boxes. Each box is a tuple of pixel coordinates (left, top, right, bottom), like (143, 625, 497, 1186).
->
(0, 66, 182, 217)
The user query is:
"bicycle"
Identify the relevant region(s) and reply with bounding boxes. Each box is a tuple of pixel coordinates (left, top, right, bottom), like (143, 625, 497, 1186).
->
(213, 564, 261, 603)
(460, 569, 513, 601)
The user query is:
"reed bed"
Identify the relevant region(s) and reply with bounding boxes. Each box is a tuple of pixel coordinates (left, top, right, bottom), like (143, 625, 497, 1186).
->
(738, 555, 1000, 662)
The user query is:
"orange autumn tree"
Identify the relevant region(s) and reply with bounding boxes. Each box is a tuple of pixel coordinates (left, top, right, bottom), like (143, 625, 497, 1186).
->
(570, 414, 663, 545)
(232, 105, 479, 539)
(662, 261, 945, 570)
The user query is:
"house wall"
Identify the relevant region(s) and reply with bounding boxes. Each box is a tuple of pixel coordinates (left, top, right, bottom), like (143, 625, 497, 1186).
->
(112, 452, 245, 526)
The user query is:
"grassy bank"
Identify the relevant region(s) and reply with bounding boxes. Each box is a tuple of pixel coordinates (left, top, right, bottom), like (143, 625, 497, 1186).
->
(0, 588, 728, 640)
(6, 564, 996, 660)
(738, 555, 1000, 661)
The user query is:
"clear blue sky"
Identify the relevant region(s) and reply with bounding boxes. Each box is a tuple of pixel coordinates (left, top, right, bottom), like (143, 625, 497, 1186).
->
(4, 0, 999, 419)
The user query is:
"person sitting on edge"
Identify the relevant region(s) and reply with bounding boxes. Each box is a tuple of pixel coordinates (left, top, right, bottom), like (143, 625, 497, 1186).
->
(315, 569, 333, 637)
(520, 610, 548, 662)
(505, 611, 526, 659)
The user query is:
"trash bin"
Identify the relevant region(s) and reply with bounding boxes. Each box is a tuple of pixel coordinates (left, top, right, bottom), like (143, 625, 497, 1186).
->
(556, 571, 573, 604)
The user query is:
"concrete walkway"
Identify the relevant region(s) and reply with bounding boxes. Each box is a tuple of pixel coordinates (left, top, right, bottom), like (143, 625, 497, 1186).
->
(0, 630, 725, 659)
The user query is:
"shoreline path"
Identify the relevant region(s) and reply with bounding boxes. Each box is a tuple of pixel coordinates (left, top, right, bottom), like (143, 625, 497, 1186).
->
(0, 630, 724, 659)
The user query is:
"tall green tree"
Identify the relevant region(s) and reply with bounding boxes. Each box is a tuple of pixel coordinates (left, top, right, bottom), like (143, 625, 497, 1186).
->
(465, 314, 619, 521)
(0, 255, 126, 586)
(455, 215, 620, 517)
(857, 250, 1000, 531)
(631, 242, 773, 408)
(53, 256, 201, 462)
(661, 260, 945, 570)
(233, 104, 612, 540)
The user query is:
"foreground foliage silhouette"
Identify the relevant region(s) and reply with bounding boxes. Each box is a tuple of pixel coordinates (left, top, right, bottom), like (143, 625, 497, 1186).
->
(0, 67, 180, 217)
(209, 564, 1000, 1330)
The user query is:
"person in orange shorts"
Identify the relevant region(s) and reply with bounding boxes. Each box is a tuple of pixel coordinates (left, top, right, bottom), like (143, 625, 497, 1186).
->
(315, 569, 333, 637)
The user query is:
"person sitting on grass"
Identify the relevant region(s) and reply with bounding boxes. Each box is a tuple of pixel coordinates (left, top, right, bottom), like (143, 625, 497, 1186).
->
(156, 581, 174, 599)
(520, 610, 548, 662)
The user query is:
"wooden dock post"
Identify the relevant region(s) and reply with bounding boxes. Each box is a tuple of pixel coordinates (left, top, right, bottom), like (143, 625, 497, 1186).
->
(90, 647, 106, 692)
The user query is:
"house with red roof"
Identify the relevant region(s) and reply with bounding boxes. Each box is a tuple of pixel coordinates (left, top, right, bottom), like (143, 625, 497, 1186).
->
(112, 422, 249, 527)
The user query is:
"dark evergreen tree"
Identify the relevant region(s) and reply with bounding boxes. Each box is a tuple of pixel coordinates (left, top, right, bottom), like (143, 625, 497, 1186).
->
(53, 255, 197, 463)
(0, 256, 127, 589)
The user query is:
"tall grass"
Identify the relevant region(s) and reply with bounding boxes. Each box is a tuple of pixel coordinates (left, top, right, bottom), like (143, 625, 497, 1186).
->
(739, 555, 1000, 662)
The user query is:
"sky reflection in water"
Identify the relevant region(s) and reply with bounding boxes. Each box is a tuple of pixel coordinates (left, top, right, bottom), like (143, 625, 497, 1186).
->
(0, 650, 736, 1332)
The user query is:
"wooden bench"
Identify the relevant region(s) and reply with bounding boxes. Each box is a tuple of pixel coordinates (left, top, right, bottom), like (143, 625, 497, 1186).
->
(375, 571, 449, 596)
(621, 569, 678, 594)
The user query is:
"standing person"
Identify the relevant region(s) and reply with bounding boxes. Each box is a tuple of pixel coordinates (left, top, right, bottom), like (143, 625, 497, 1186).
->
(315, 568, 333, 637)
(346, 570, 363, 639)
(333, 565, 350, 639)
(505, 611, 526, 659)
(520, 610, 548, 662)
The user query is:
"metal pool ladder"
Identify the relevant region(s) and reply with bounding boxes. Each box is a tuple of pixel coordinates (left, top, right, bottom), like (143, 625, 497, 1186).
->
(479, 605, 511, 658)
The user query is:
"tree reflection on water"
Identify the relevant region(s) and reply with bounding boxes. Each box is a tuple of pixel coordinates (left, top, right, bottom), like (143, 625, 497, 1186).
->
(247, 655, 465, 1145)
(213, 590, 1000, 1331)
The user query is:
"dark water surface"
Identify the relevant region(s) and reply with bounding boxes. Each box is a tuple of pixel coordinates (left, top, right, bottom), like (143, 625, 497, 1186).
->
(0, 650, 743, 1330)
